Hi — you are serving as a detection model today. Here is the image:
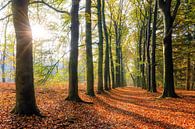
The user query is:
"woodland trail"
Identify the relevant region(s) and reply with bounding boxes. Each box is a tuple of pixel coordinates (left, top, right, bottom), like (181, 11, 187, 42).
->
(0, 83, 195, 129)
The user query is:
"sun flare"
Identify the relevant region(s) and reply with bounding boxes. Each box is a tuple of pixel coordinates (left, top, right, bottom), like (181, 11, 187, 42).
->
(31, 24, 48, 40)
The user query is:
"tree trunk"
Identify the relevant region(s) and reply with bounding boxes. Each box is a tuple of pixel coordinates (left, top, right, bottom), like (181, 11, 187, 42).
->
(115, 44, 121, 87)
(66, 0, 82, 101)
(109, 33, 115, 88)
(162, 19, 177, 97)
(11, 0, 40, 115)
(191, 62, 195, 90)
(138, 26, 143, 87)
(141, 23, 147, 89)
(162, 30, 177, 97)
(146, 4, 152, 91)
(97, 0, 104, 93)
(85, 0, 95, 96)
(159, 0, 180, 98)
(186, 45, 191, 90)
(151, 0, 158, 92)
(114, 22, 121, 87)
(137, 26, 143, 87)
(102, 0, 110, 91)
(120, 53, 126, 86)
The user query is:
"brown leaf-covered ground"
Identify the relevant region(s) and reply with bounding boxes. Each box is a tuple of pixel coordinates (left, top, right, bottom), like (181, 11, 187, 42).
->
(0, 83, 195, 129)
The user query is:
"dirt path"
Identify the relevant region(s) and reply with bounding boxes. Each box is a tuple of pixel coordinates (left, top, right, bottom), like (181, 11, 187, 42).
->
(0, 84, 194, 129)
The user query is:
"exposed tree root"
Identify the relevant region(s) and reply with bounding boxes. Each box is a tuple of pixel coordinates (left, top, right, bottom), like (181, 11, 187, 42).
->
(10, 106, 44, 117)
(65, 96, 93, 104)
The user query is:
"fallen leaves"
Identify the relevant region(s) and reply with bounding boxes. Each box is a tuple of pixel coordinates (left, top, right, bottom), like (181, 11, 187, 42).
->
(0, 83, 195, 129)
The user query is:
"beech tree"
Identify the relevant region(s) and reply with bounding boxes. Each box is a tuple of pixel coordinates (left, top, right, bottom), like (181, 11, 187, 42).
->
(151, 0, 158, 92)
(85, 0, 95, 96)
(146, 1, 152, 91)
(97, 0, 104, 93)
(107, 2, 115, 89)
(11, 0, 40, 115)
(159, 0, 181, 98)
(66, 0, 82, 101)
(102, 0, 110, 91)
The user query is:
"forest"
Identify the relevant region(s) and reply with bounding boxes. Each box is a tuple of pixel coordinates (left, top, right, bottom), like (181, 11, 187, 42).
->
(0, 0, 194, 128)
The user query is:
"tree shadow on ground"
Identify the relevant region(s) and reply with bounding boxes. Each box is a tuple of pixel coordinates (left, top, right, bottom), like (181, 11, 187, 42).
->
(96, 97, 185, 129)
(103, 91, 195, 115)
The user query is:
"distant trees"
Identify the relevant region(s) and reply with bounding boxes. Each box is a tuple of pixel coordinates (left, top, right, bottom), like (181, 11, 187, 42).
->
(11, 0, 40, 115)
(132, 0, 194, 97)
(109, 0, 126, 88)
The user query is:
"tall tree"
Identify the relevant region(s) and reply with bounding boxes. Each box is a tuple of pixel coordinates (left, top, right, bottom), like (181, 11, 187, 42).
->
(146, 2, 152, 91)
(97, 0, 104, 93)
(191, 62, 195, 90)
(137, 3, 147, 89)
(114, 21, 121, 87)
(102, 0, 110, 91)
(114, 0, 124, 87)
(159, 0, 180, 97)
(120, 52, 126, 86)
(185, 2, 192, 91)
(142, 15, 147, 89)
(109, 36, 115, 88)
(85, 0, 95, 96)
(186, 45, 191, 90)
(11, 0, 40, 115)
(107, 2, 115, 88)
(66, 0, 82, 101)
(138, 26, 143, 87)
(151, 0, 158, 92)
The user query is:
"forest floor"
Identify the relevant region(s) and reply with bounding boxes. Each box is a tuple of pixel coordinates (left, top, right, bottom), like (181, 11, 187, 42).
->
(0, 83, 195, 129)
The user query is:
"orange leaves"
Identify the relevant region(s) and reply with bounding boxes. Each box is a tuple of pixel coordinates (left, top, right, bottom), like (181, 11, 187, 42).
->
(0, 83, 195, 128)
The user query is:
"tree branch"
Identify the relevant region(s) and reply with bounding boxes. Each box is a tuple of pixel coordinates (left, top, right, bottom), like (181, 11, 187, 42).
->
(0, 14, 12, 21)
(38, 42, 97, 84)
(172, 0, 180, 21)
(0, 0, 11, 11)
(30, 0, 70, 16)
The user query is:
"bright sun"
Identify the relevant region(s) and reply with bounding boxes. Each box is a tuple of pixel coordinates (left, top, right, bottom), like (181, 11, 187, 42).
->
(31, 24, 48, 40)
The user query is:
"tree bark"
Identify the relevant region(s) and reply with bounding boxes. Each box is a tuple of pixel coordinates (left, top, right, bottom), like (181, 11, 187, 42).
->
(97, 0, 104, 93)
(66, 0, 82, 101)
(11, 0, 40, 115)
(102, 0, 110, 91)
(191, 62, 195, 90)
(159, 0, 180, 98)
(114, 22, 121, 87)
(120, 52, 126, 86)
(137, 26, 143, 87)
(85, 0, 95, 96)
(186, 45, 191, 90)
(141, 22, 147, 89)
(151, 0, 158, 92)
(109, 32, 115, 88)
(108, 3, 115, 89)
(146, 3, 152, 91)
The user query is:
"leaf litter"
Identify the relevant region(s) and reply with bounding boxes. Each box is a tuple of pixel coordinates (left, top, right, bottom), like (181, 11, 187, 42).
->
(0, 83, 194, 129)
